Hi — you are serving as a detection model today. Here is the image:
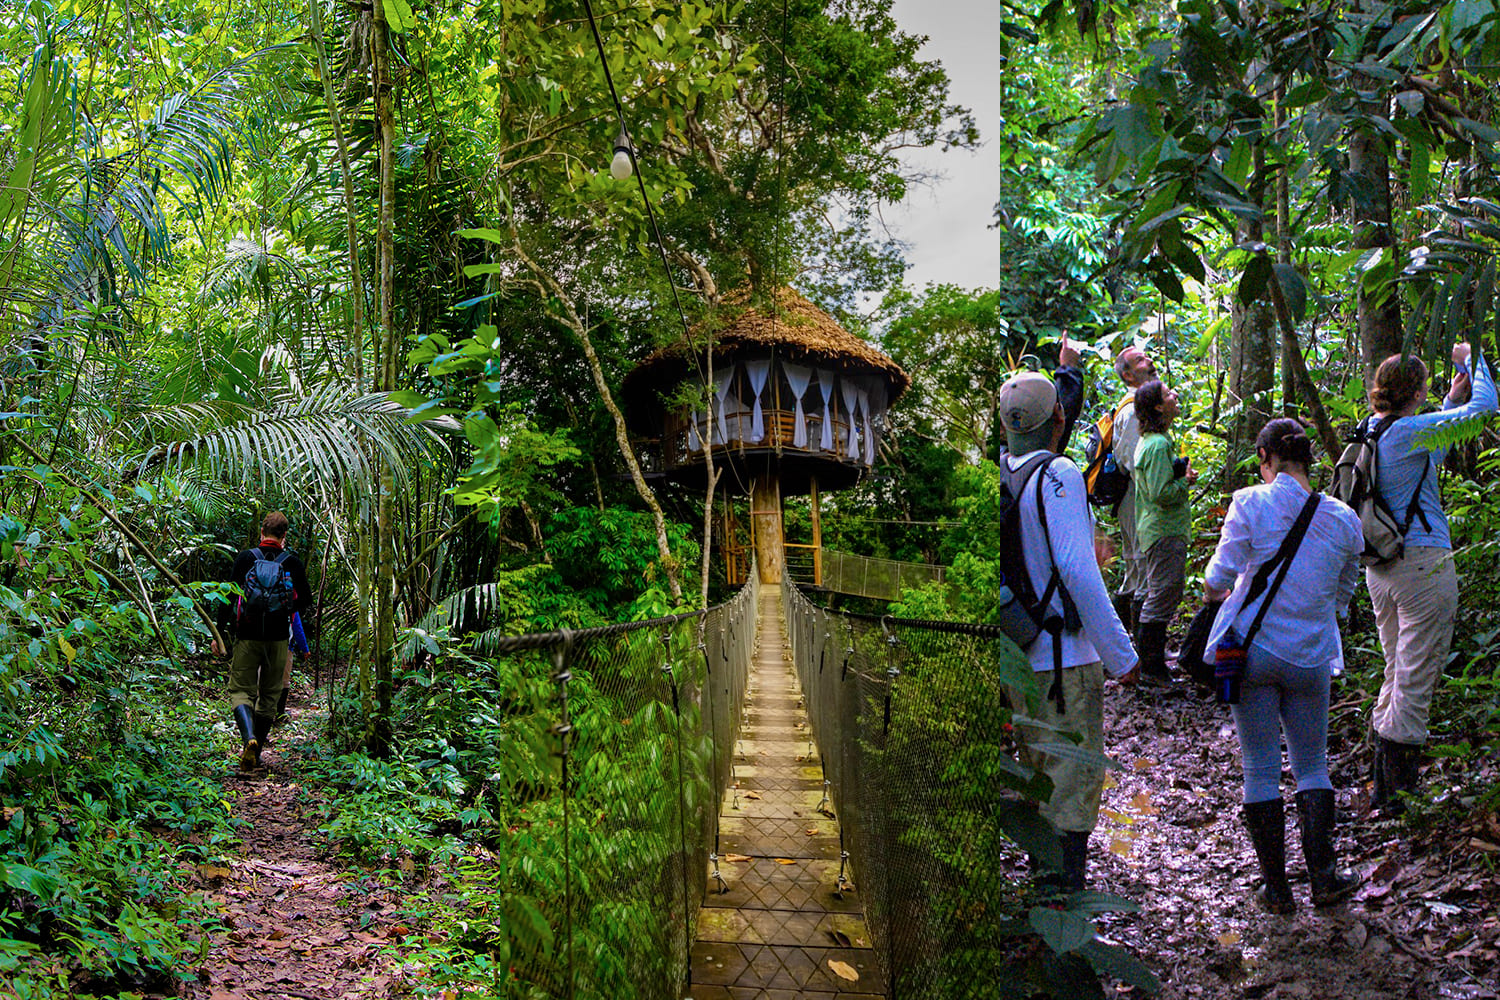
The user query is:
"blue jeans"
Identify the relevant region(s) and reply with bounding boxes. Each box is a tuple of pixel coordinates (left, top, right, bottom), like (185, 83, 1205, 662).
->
(1231, 643, 1334, 803)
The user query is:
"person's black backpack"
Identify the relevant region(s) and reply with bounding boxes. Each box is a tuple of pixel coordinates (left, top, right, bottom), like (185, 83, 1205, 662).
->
(995, 453, 1080, 649)
(1330, 416, 1432, 567)
(242, 548, 295, 617)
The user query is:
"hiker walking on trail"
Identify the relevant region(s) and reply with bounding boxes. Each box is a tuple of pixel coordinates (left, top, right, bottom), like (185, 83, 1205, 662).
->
(1364, 342, 1496, 815)
(211, 512, 312, 770)
(1202, 419, 1364, 912)
(1130, 378, 1195, 683)
(996, 371, 1137, 891)
(1109, 346, 1156, 634)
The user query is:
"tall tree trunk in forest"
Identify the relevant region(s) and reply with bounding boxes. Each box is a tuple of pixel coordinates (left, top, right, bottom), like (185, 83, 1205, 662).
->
(309, 0, 365, 386)
(1350, 89, 1403, 380)
(370, 2, 397, 756)
(1228, 205, 1276, 480)
(1277, 90, 1296, 417)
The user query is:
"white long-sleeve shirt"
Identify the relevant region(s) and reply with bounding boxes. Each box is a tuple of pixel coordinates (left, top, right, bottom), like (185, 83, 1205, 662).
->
(1006, 450, 1138, 677)
(1202, 473, 1363, 674)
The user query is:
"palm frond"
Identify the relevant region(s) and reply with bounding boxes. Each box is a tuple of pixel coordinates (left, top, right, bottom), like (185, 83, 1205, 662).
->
(125, 385, 460, 498)
(396, 582, 517, 660)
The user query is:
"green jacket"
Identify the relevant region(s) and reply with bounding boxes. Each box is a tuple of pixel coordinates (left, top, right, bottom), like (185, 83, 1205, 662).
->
(1134, 431, 1191, 550)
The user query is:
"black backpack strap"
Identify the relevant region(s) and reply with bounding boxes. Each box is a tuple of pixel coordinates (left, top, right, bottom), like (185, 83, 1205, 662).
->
(1371, 415, 1435, 536)
(1026, 455, 1079, 712)
(1405, 459, 1433, 534)
(1239, 491, 1322, 650)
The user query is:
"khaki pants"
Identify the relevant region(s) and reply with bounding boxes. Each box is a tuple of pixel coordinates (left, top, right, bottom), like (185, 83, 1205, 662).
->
(1367, 547, 1457, 745)
(230, 638, 288, 718)
(1139, 535, 1187, 625)
(1007, 662, 1106, 833)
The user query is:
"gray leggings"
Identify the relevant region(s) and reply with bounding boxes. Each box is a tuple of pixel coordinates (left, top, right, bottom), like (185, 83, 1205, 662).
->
(1231, 643, 1334, 803)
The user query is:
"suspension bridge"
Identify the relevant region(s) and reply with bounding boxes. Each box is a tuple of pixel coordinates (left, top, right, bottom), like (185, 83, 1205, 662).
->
(490, 576, 1033, 999)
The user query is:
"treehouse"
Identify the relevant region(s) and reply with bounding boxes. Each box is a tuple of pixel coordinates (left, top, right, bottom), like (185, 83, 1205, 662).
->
(623, 286, 909, 586)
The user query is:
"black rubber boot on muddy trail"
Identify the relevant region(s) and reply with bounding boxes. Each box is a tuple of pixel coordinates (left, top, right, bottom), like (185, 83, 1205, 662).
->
(1243, 798, 1296, 914)
(1297, 788, 1361, 907)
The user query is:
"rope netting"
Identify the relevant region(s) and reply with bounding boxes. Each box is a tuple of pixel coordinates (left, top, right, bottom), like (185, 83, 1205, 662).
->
(783, 577, 1047, 998)
(483, 577, 757, 998)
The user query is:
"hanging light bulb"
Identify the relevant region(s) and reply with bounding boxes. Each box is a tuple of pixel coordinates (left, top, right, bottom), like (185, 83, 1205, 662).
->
(610, 126, 634, 180)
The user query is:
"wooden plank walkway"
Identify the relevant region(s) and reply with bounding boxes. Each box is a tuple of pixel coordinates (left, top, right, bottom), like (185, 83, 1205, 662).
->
(690, 587, 886, 999)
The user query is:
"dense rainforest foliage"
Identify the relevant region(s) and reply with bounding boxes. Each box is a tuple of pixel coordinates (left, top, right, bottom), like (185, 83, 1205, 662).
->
(2, 0, 1500, 997)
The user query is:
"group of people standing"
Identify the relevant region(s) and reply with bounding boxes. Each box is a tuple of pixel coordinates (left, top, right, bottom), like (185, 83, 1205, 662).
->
(996, 337, 1495, 910)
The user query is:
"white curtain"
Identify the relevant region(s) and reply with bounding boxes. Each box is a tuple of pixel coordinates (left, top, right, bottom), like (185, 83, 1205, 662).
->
(840, 377, 860, 458)
(819, 372, 837, 451)
(783, 363, 813, 448)
(745, 359, 772, 442)
(859, 386, 875, 464)
(687, 407, 701, 451)
(712, 366, 736, 445)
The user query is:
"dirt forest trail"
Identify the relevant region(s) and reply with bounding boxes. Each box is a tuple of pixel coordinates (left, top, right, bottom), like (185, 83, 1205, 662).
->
(1093, 681, 1500, 1000)
(178, 699, 407, 1000)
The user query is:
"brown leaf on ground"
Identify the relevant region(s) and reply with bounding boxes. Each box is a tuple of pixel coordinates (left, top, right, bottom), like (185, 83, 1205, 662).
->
(722, 853, 753, 862)
(828, 959, 860, 981)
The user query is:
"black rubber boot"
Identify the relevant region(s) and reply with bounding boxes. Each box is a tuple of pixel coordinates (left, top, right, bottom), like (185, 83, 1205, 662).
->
(1111, 592, 1134, 635)
(1059, 830, 1090, 893)
(1297, 789, 1361, 906)
(1129, 597, 1144, 638)
(1370, 736, 1391, 814)
(1135, 620, 1172, 682)
(1243, 798, 1296, 914)
(1380, 738, 1422, 816)
(253, 713, 274, 750)
(233, 705, 260, 771)
(276, 686, 290, 720)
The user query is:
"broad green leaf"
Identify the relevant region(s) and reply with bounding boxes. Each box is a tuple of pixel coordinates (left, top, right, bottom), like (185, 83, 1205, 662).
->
(1223, 136, 1251, 187)
(1409, 138, 1431, 204)
(995, 800, 1061, 867)
(456, 228, 508, 244)
(1029, 905, 1096, 953)
(1238, 254, 1272, 305)
(1081, 939, 1161, 991)
(380, 0, 415, 33)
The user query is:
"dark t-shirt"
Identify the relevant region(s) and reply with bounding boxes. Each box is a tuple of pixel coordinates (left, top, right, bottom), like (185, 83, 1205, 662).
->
(217, 541, 312, 641)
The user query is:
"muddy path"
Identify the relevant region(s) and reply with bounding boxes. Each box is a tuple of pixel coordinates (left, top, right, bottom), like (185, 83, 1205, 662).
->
(177, 700, 408, 1000)
(1092, 683, 1500, 1000)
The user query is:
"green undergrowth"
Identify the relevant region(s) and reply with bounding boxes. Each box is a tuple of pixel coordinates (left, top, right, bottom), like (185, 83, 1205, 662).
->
(1, 671, 242, 1000)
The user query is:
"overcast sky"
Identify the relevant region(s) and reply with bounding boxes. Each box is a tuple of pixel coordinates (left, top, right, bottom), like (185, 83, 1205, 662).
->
(884, 0, 999, 295)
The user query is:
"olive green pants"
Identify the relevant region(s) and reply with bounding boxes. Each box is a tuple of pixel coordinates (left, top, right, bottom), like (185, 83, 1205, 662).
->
(229, 638, 288, 718)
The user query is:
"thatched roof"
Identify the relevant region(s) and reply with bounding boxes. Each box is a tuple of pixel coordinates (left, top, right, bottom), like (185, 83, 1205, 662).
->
(623, 286, 910, 420)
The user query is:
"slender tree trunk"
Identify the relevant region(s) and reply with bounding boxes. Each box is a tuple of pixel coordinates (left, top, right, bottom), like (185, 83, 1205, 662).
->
(1350, 87, 1403, 378)
(512, 239, 683, 601)
(1276, 89, 1296, 417)
(308, 0, 365, 385)
(1229, 200, 1276, 481)
(370, 0, 397, 756)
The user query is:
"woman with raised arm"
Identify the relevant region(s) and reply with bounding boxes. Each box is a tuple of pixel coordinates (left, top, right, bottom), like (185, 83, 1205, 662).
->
(1203, 420, 1364, 912)
(1130, 379, 1195, 683)
(1366, 342, 1497, 815)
